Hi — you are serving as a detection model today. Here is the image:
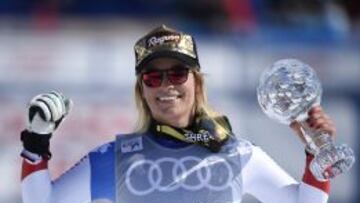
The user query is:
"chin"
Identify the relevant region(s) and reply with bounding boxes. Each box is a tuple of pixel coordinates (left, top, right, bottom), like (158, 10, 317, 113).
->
(161, 109, 182, 119)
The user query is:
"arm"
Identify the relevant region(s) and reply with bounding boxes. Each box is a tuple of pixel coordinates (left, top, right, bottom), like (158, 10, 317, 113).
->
(241, 146, 329, 203)
(21, 159, 51, 203)
(20, 92, 115, 202)
(242, 106, 333, 203)
(21, 155, 92, 203)
(20, 91, 87, 203)
(21, 141, 115, 203)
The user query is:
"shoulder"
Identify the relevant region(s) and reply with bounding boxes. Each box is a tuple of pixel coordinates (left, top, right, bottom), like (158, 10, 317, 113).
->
(223, 135, 255, 154)
(90, 141, 115, 155)
(88, 141, 115, 172)
(89, 131, 145, 155)
(87, 141, 116, 168)
(115, 132, 146, 154)
(223, 135, 272, 164)
(88, 132, 145, 156)
(88, 141, 116, 200)
(87, 141, 116, 181)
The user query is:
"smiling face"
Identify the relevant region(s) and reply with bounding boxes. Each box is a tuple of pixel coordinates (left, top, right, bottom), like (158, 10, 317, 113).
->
(140, 58, 196, 128)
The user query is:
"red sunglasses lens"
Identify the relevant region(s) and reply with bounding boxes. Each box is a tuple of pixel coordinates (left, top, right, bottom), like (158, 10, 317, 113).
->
(142, 71, 162, 87)
(168, 69, 189, 85)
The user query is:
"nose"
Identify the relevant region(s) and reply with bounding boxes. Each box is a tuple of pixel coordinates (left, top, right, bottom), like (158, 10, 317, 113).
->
(160, 73, 174, 88)
(161, 72, 174, 87)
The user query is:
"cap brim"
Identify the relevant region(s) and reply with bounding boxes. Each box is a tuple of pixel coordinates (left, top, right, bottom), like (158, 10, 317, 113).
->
(136, 50, 199, 74)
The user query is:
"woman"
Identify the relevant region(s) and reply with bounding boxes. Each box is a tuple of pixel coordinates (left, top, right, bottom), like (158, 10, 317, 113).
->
(21, 25, 333, 203)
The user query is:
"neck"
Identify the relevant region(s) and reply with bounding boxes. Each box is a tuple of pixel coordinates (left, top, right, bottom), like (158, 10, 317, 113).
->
(153, 108, 196, 128)
(154, 115, 194, 128)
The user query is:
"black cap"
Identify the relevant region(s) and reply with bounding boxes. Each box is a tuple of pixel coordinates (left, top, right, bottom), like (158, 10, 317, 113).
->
(134, 25, 200, 74)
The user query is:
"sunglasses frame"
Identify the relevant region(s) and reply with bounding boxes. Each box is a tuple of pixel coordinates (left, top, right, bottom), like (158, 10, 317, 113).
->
(141, 65, 191, 88)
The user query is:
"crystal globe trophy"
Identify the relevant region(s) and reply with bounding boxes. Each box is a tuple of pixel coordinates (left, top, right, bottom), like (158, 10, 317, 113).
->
(257, 58, 355, 181)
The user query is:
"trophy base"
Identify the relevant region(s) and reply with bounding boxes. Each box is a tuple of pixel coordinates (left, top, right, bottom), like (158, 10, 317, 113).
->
(310, 144, 355, 182)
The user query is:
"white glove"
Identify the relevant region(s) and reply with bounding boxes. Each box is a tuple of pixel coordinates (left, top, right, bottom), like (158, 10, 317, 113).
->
(27, 91, 72, 135)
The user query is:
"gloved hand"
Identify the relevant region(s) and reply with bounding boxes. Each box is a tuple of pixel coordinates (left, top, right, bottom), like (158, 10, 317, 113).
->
(26, 91, 72, 134)
(21, 91, 72, 162)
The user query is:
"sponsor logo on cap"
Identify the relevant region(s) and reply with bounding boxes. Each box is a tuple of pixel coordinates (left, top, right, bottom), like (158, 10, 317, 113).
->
(147, 34, 180, 48)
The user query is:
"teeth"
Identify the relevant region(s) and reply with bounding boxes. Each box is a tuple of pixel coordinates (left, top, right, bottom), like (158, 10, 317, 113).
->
(158, 96, 178, 101)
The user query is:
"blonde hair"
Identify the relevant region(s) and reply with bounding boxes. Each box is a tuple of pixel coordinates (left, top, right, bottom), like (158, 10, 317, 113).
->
(134, 69, 230, 135)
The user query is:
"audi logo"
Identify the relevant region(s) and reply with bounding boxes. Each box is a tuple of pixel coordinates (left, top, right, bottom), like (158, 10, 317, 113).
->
(125, 156, 234, 196)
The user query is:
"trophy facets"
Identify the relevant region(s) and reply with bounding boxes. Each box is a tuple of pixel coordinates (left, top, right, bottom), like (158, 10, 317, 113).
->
(257, 59, 322, 124)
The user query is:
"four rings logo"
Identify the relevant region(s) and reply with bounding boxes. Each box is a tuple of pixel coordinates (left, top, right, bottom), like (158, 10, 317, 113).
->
(125, 156, 234, 196)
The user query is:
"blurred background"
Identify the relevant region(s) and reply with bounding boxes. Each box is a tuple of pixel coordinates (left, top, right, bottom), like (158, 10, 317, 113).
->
(0, 0, 359, 202)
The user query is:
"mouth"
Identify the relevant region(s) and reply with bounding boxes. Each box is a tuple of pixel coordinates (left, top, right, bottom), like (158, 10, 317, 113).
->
(156, 94, 182, 102)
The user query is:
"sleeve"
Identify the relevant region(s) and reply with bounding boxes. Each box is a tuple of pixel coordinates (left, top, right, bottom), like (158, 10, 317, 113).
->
(241, 146, 329, 203)
(21, 155, 92, 203)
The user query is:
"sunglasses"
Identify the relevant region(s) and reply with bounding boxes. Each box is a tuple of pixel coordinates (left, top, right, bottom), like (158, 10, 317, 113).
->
(141, 66, 190, 88)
